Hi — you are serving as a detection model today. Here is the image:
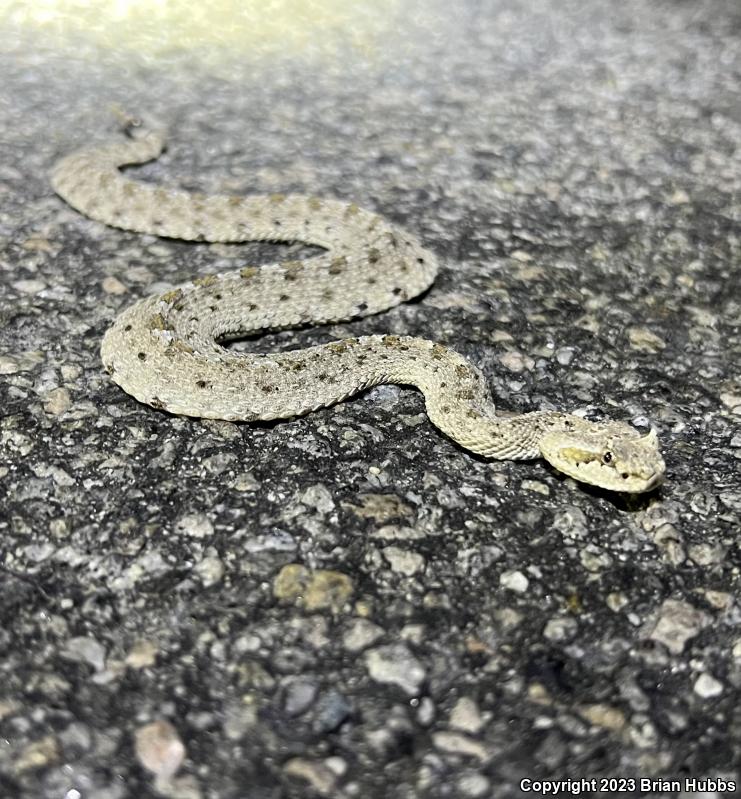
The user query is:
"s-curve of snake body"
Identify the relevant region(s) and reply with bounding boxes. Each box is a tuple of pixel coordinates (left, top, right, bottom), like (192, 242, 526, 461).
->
(51, 118, 665, 493)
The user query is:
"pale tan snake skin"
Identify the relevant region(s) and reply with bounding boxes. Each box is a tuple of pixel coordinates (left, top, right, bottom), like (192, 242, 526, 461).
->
(51, 118, 665, 493)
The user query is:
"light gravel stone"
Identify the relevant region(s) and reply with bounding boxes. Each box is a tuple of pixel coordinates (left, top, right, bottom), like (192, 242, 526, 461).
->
(102, 275, 128, 294)
(688, 543, 725, 566)
(432, 731, 489, 761)
(555, 347, 575, 365)
(193, 550, 225, 586)
(652, 523, 686, 565)
(520, 479, 549, 495)
(449, 697, 485, 734)
(345, 493, 413, 522)
(273, 564, 354, 612)
(13, 278, 46, 294)
(283, 758, 337, 796)
(647, 599, 711, 655)
(543, 616, 578, 642)
(580, 547, 612, 572)
(42, 386, 71, 414)
(578, 704, 626, 731)
(499, 569, 529, 592)
(552, 506, 589, 539)
(457, 772, 492, 798)
(382, 545, 426, 575)
(342, 618, 385, 652)
(176, 512, 214, 539)
(416, 696, 436, 726)
(499, 350, 534, 372)
(231, 472, 260, 492)
(134, 720, 186, 780)
(13, 736, 60, 774)
(365, 644, 426, 696)
(125, 640, 158, 669)
(300, 483, 335, 514)
(283, 679, 318, 716)
(693, 674, 723, 698)
(627, 326, 666, 352)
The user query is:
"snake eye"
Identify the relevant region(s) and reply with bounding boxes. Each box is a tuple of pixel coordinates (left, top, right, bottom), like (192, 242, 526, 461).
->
(602, 451, 613, 464)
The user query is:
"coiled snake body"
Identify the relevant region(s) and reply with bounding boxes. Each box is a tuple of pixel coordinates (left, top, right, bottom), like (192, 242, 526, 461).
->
(51, 119, 665, 493)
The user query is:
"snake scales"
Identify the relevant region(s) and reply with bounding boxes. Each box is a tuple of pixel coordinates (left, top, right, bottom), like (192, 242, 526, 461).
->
(51, 117, 665, 493)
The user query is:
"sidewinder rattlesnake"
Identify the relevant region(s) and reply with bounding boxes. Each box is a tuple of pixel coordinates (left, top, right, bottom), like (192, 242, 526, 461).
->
(51, 116, 665, 493)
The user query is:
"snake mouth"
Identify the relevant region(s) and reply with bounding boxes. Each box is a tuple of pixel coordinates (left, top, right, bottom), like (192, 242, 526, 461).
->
(641, 470, 664, 491)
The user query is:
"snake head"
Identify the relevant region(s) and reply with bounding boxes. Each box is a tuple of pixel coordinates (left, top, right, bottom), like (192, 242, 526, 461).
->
(539, 420, 665, 493)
